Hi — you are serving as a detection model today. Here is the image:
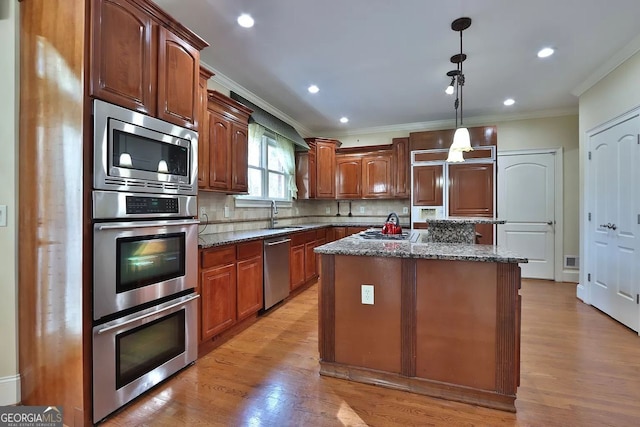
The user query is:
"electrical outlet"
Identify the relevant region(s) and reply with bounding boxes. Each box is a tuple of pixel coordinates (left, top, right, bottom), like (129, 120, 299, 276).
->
(359, 206, 365, 214)
(0, 205, 6, 227)
(325, 207, 331, 214)
(361, 284, 374, 305)
(199, 207, 206, 218)
(224, 206, 230, 218)
(402, 207, 409, 214)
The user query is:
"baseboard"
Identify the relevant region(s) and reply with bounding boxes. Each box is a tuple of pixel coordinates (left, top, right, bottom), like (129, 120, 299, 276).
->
(561, 269, 579, 283)
(576, 283, 589, 304)
(0, 374, 20, 405)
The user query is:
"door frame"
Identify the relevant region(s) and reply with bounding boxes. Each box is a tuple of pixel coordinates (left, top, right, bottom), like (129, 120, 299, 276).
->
(579, 105, 640, 308)
(498, 148, 565, 282)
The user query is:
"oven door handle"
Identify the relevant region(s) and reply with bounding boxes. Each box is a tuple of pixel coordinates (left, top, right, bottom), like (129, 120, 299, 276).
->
(96, 294, 200, 335)
(97, 219, 200, 230)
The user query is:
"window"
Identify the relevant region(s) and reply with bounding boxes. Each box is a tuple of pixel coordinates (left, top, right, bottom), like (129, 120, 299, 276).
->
(239, 123, 297, 203)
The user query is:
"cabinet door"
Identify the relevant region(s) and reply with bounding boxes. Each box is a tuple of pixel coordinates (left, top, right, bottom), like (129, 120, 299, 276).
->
(316, 142, 336, 198)
(334, 227, 347, 240)
(448, 163, 494, 217)
(362, 154, 393, 198)
(157, 27, 199, 129)
(197, 71, 211, 188)
(236, 255, 263, 320)
(90, 0, 155, 115)
(208, 111, 231, 190)
(201, 263, 236, 340)
(305, 241, 317, 282)
(336, 156, 361, 199)
(290, 244, 306, 291)
(413, 165, 444, 206)
(393, 137, 410, 198)
(230, 122, 249, 193)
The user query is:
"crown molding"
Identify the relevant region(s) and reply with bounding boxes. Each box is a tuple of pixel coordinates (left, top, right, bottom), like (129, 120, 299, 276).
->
(320, 107, 578, 138)
(572, 33, 640, 97)
(202, 61, 315, 137)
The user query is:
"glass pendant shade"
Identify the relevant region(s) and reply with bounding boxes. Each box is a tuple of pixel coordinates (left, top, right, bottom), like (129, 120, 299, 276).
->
(446, 147, 465, 162)
(450, 127, 473, 152)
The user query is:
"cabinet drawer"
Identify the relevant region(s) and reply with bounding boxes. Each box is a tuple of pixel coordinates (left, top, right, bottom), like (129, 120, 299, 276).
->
(237, 240, 262, 260)
(201, 245, 236, 269)
(291, 230, 315, 246)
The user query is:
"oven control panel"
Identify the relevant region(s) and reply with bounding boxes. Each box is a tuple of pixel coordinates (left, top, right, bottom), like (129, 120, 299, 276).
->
(92, 190, 197, 219)
(126, 195, 179, 214)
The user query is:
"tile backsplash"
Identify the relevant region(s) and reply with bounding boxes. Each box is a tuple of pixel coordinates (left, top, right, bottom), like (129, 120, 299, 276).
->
(197, 192, 410, 234)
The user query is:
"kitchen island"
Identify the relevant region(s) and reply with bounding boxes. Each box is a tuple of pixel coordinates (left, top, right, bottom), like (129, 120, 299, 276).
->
(314, 232, 527, 412)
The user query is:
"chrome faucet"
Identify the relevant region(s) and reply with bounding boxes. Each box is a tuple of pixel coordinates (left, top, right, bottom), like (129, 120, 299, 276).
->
(270, 200, 278, 228)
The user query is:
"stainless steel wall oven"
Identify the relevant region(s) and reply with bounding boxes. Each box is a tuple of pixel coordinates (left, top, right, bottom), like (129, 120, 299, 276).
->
(92, 99, 200, 424)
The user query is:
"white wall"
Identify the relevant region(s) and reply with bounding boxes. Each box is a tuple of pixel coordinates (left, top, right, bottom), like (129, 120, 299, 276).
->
(578, 50, 640, 293)
(0, 0, 20, 405)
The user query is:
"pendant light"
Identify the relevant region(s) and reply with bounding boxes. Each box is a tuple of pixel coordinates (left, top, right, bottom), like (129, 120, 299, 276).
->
(446, 17, 473, 161)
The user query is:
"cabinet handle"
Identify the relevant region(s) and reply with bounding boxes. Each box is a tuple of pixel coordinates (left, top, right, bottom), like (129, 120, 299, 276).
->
(610, 223, 617, 230)
(599, 224, 608, 229)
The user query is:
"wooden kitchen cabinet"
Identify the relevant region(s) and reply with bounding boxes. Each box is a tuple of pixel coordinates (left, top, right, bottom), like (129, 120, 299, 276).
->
(335, 151, 393, 199)
(201, 262, 236, 340)
(448, 163, 494, 217)
(393, 137, 410, 199)
(236, 241, 263, 321)
(413, 164, 444, 206)
(449, 162, 495, 244)
(90, 0, 207, 130)
(202, 91, 252, 194)
(197, 67, 214, 188)
(290, 243, 306, 290)
(336, 155, 362, 199)
(199, 240, 263, 345)
(298, 138, 340, 199)
(362, 153, 393, 198)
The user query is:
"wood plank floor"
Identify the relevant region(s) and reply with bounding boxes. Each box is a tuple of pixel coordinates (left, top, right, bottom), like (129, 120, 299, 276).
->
(102, 279, 640, 426)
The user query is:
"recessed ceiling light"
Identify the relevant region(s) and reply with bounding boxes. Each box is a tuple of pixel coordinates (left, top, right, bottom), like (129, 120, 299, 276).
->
(503, 98, 515, 106)
(339, 117, 349, 124)
(237, 14, 254, 28)
(308, 85, 319, 94)
(537, 47, 554, 58)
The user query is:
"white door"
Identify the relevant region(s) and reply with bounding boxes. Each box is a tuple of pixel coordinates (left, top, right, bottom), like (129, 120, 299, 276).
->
(588, 115, 639, 332)
(497, 152, 555, 279)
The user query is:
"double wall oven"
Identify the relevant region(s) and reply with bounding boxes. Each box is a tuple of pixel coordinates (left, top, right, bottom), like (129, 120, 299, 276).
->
(92, 100, 200, 423)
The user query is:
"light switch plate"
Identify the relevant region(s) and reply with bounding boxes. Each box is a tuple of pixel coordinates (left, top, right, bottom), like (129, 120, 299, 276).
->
(359, 206, 365, 214)
(325, 207, 331, 214)
(402, 207, 409, 214)
(0, 205, 6, 227)
(224, 206, 230, 218)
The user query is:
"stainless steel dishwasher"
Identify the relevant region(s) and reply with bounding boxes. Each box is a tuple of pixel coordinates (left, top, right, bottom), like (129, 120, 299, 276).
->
(263, 236, 291, 310)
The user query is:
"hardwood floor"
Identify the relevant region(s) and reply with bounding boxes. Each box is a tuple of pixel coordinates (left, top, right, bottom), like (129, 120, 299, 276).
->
(102, 279, 640, 427)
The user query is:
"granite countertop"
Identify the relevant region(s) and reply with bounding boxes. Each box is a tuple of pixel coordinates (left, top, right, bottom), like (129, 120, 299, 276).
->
(314, 232, 528, 263)
(422, 217, 506, 224)
(197, 222, 397, 249)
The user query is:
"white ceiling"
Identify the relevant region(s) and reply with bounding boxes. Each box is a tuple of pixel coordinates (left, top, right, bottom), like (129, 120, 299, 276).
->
(154, 0, 640, 136)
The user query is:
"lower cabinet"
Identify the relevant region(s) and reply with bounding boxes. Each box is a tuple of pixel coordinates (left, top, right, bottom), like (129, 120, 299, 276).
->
(290, 229, 327, 291)
(199, 240, 263, 344)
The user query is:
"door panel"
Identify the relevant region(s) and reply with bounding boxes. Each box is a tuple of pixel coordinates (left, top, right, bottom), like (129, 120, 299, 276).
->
(588, 115, 639, 331)
(497, 153, 555, 279)
(413, 165, 443, 206)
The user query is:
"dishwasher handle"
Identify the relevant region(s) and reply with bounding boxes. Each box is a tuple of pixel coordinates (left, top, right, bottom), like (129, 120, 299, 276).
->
(265, 238, 291, 247)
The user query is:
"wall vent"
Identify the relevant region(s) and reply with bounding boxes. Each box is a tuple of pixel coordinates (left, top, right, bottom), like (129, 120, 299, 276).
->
(564, 255, 579, 269)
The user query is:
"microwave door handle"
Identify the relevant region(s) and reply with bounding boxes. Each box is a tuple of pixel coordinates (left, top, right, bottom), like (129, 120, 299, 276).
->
(97, 219, 200, 230)
(96, 294, 200, 335)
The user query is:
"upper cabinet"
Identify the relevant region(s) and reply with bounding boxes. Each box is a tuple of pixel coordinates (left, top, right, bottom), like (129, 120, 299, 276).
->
(90, 0, 208, 130)
(392, 137, 410, 198)
(297, 138, 340, 199)
(197, 67, 214, 188)
(335, 155, 362, 199)
(361, 153, 393, 198)
(201, 91, 252, 194)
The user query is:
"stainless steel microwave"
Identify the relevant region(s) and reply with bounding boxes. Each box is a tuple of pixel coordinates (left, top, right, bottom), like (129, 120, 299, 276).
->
(93, 99, 198, 195)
